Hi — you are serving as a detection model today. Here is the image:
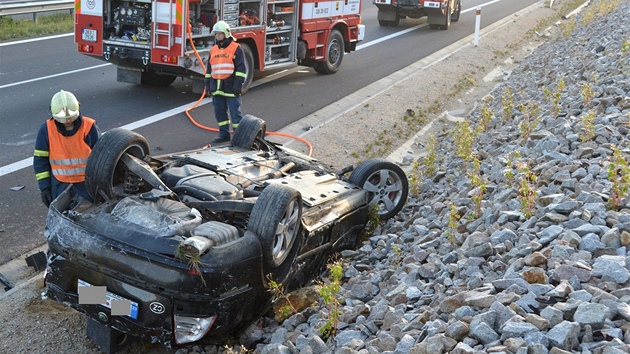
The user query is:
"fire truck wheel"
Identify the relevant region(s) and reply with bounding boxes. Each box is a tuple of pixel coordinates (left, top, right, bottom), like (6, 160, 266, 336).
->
(232, 115, 267, 149)
(240, 43, 255, 94)
(442, 0, 452, 29)
(378, 20, 388, 26)
(314, 29, 344, 75)
(85, 129, 151, 203)
(452, 0, 461, 22)
(141, 70, 177, 87)
(390, 13, 400, 27)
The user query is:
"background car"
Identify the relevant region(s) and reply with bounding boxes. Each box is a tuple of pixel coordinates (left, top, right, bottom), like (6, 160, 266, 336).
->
(44, 115, 409, 353)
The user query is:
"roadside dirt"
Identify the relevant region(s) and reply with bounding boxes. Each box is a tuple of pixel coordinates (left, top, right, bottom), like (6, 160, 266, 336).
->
(0, 2, 576, 353)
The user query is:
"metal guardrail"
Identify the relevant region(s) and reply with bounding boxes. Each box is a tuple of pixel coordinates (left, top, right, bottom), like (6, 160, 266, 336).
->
(0, 0, 74, 17)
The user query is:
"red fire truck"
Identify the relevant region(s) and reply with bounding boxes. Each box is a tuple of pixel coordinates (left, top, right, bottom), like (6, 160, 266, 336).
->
(75, 0, 365, 93)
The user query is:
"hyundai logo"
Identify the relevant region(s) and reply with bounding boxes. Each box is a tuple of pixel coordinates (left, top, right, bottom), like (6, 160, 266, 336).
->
(150, 302, 165, 314)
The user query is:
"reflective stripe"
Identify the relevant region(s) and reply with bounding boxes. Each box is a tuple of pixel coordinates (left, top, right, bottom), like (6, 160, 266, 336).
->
(49, 158, 89, 166)
(217, 120, 230, 126)
(211, 89, 236, 98)
(212, 63, 235, 69)
(36, 171, 50, 180)
(205, 74, 212, 78)
(213, 69, 236, 75)
(232, 123, 239, 129)
(34, 149, 49, 157)
(235, 71, 246, 78)
(52, 166, 86, 176)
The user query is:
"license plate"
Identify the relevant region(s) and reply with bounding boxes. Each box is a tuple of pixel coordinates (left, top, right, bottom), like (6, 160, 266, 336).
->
(82, 29, 97, 42)
(424, 1, 441, 8)
(78, 279, 139, 319)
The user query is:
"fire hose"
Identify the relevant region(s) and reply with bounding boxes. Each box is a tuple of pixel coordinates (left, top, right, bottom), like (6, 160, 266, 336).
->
(184, 24, 314, 156)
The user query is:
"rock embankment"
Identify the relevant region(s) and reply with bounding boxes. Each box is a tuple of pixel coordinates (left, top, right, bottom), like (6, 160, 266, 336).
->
(230, 1, 630, 353)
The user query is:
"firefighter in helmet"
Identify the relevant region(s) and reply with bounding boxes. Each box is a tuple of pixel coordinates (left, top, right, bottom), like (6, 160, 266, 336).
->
(204, 21, 246, 144)
(33, 90, 101, 207)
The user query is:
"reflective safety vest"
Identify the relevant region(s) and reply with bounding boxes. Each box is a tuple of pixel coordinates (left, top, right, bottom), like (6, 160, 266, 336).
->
(46, 117, 96, 183)
(210, 41, 240, 80)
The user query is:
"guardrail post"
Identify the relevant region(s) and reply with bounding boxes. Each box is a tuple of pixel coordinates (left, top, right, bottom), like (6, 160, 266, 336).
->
(473, 7, 481, 47)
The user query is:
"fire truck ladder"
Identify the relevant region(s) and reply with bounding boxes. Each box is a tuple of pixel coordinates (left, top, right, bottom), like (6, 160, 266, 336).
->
(153, 0, 175, 50)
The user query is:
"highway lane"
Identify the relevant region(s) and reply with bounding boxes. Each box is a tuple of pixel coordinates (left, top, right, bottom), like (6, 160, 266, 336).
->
(0, 0, 539, 265)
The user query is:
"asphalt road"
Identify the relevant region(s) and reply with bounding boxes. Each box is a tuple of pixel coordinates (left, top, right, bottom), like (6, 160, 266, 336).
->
(0, 0, 538, 265)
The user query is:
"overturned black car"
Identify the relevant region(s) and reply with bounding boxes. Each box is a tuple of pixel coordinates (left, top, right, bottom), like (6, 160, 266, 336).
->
(44, 115, 408, 352)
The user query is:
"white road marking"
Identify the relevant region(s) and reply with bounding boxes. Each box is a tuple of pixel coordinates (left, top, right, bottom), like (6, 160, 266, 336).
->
(0, 0, 511, 176)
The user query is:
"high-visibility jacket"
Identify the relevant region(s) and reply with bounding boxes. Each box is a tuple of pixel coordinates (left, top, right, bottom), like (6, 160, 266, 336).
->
(46, 117, 95, 183)
(210, 41, 239, 80)
(205, 38, 246, 97)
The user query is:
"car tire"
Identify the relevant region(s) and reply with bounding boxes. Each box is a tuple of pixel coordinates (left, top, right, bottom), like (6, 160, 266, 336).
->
(314, 29, 344, 75)
(240, 43, 255, 94)
(232, 115, 267, 150)
(141, 69, 177, 87)
(248, 184, 302, 283)
(452, 0, 461, 22)
(348, 158, 408, 221)
(378, 20, 388, 26)
(85, 128, 150, 203)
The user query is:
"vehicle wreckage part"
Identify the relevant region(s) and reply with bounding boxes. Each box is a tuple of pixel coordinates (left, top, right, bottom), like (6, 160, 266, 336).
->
(0, 272, 14, 291)
(174, 314, 216, 344)
(87, 317, 139, 354)
(232, 114, 267, 150)
(348, 159, 409, 220)
(110, 197, 202, 237)
(86, 128, 151, 202)
(180, 221, 240, 257)
(120, 153, 172, 195)
(248, 184, 303, 282)
(173, 171, 243, 201)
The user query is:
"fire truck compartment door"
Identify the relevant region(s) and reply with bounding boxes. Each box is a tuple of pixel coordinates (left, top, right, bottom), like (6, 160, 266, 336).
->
(151, 0, 185, 64)
(330, 0, 360, 16)
(302, 1, 333, 20)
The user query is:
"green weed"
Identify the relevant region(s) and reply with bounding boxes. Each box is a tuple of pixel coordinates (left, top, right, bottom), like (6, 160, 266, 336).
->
(608, 147, 630, 210)
(318, 259, 344, 341)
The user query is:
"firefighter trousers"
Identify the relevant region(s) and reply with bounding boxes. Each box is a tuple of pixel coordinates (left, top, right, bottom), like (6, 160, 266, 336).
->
(212, 94, 243, 138)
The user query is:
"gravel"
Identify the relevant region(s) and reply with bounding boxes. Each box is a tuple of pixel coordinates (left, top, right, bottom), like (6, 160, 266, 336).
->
(2, 1, 627, 353)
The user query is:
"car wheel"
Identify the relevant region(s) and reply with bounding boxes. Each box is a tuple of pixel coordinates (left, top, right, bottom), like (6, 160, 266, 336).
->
(141, 69, 177, 86)
(452, 0, 461, 22)
(314, 29, 344, 75)
(349, 159, 408, 220)
(232, 115, 267, 150)
(240, 43, 255, 94)
(85, 128, 150, 203)
(248, 184, 302, 283)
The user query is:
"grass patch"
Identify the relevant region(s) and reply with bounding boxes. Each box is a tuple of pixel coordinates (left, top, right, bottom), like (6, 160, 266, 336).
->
(0, 13, 73, 41)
